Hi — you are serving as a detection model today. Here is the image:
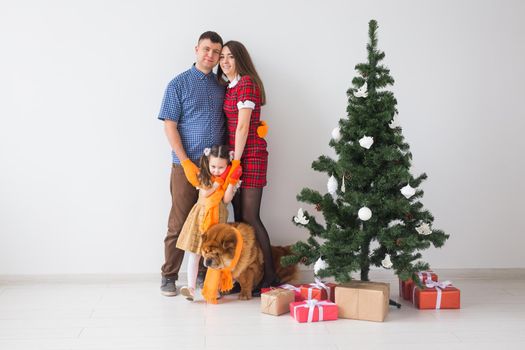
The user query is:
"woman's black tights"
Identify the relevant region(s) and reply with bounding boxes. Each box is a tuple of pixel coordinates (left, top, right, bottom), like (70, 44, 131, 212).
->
(232, 188, 276, 287)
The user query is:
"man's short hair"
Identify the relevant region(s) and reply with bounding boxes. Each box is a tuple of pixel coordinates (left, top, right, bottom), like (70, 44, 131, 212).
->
(198, 31, 223, 46)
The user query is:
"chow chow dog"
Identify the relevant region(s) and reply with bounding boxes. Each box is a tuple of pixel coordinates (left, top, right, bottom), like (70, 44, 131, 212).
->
(200, 222, 297, 300)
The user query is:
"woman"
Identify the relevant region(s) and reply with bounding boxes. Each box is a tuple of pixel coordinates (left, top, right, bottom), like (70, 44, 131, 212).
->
(217, 41, 277, 288)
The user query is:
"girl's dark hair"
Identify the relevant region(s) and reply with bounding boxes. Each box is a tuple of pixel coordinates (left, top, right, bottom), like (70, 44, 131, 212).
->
(217, 40, 266, 105)
(198, 145, 231, 188)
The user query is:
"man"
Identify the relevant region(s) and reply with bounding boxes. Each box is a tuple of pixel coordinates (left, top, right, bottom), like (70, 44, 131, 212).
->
(158, 31, 225, 296)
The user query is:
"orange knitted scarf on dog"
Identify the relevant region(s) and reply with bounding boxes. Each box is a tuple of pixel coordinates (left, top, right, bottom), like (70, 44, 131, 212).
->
(201, 227, 243, 304)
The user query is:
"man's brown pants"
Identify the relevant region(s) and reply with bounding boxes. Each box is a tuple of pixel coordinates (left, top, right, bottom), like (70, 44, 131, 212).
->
(161, 164, 199, 279)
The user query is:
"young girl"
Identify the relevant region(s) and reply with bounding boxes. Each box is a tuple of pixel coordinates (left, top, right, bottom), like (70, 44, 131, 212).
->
(176, 144, 242, 301)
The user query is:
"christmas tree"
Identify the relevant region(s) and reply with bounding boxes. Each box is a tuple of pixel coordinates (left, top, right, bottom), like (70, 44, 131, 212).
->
(283, 20, 449, 283)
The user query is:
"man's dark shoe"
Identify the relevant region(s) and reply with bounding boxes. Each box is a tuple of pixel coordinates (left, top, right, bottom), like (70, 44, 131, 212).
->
(160, 276, 177, 296)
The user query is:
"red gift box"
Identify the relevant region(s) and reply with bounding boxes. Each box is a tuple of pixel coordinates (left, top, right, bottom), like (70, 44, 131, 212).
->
(290, 299, 338, 323)
(262, 284, 304, 302)
(300, 280, 337, 302)
(412, 280, 460, 309)
(399, 271, 438, 301)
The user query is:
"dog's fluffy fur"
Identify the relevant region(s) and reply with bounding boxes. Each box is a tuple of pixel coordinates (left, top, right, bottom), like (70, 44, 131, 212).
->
(201, 222, 297, 300)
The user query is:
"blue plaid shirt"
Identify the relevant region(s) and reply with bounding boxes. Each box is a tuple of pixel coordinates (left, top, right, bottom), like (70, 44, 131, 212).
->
(158, 65, 226, 164)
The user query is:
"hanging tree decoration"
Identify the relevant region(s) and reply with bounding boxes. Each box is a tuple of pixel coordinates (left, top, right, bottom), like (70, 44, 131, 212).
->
(341, 174, 346, 192)
(359, 135, 374, 149)
(354, 81, 368, 98)
(293, 208, 309, 225)
(400, 183, 416, 199)
(389, 114, 400, 129)
(358, 206, 372, 221)
(331, 126, 342, 142)
(327, 175, 338, 195)
(314, 257, 329, 275)
(416, 223, 432, 236)
(381, 254, 393, 269)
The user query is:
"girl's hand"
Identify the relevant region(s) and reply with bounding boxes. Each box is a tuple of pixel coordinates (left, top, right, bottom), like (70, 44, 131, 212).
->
(229, 165, 243, 183)
(222, 162, 242, 190)
(215, 165, 231, 185)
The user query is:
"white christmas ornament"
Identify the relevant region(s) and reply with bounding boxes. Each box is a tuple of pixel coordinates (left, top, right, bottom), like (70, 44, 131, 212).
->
(327, 175, 338, 195)
(341, 175, 346, 193)
(293, 208, 309, 225)
(388, 219, 404, 228)
(314, 257, 328, 275)
(354, 82, 368, 98)
(359, 136, 374, 149)
(331, 127, 341, 142)
(416, 223, 432, 236)
(358, 207, 372, 221)
(382, 254, 393, 269)
(389, 115, 400, 129)
(401, 184, 416, 199)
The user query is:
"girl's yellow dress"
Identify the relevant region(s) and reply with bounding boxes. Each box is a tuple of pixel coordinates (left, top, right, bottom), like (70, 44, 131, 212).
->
(176, 190, 229, 254)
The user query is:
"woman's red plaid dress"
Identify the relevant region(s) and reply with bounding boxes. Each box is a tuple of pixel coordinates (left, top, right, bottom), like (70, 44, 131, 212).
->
(223, 75, 268, 188)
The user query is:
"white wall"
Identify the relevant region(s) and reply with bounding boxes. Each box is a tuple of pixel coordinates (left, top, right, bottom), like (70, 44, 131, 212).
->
(1, 0, 524, 274)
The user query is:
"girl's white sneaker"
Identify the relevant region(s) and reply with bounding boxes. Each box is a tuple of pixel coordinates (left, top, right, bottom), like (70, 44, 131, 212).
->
(180, 286, 195, 301)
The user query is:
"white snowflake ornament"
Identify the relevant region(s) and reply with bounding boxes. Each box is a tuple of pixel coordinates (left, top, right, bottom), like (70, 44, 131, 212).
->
(331, 127, 341, 142)
(358, 207, 372, 221)
(359, 136, 374, 149)
(327, 175, 338, 195)
(416, 223, 432, 236)
(293, 208, 309, 225)
(314, 257, 328, 275)
(382, 254, 393, 269)
(354, 82, 368, 98)
(401, 184, 416, 199)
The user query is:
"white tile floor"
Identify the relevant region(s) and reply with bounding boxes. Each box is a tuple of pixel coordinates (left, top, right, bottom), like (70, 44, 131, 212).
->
(1, 270, 525, 350)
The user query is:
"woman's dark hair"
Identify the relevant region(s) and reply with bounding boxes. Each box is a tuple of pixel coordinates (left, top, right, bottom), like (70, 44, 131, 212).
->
(217, 40, 266, 105)
(198, 145, 231, 188)
(198, 31, 223, 46)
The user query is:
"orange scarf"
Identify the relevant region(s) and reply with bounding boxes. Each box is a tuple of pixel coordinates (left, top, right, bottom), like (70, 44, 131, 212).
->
(201, 227, 244, 304)
(199, 185, 225, 234)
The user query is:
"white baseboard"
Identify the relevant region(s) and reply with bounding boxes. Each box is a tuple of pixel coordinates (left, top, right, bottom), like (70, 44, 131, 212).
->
(1, 268, 524, 284)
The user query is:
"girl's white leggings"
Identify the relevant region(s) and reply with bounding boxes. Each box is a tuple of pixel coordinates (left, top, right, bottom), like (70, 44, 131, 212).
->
(187, 252, 200, 290)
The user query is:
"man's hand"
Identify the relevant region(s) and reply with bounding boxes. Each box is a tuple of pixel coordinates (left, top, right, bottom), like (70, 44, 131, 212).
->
(181, 159, 200, 187)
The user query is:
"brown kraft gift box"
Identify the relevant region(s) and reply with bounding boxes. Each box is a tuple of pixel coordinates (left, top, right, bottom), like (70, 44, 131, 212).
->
(335, 281, 390, 322)
(261, 288, 296, 316)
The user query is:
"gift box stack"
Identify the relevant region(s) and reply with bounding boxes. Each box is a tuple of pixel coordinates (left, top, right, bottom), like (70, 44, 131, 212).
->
(260, 280, 338, 322)
(399, 270, 461, 309)
(261, 279, 392, 323)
